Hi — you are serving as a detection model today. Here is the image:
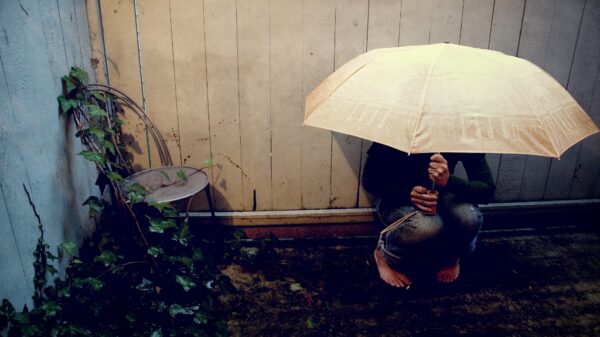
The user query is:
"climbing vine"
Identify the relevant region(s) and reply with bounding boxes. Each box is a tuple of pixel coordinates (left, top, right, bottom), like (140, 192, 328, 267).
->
(0, 67, 241, 337)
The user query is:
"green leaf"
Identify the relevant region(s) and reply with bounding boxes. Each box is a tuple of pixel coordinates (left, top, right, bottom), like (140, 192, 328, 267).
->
(57, 95, 78, 114)
(47, 265, 58, 275)
(69, 67, 89, 84)
(203, 159, 213, 169)
(78, 150, 105, 164)
(148, 218, 176, 234)
(41, 300, 60, 318)
(88, 127, 106, 139)
(175, 275, 196, 292)
(59, 241, 77, 256)
(73, 277, 104, 291)
(148, 201, 177, 216)
(100, 139, 116, 155)
(57, 287, 70, 298)
(82, 196, 104, 217)
(290, 283, 303, 292)
(150, 330, 163, 337)
(194, 312, 209, 325)
(192, 248, 204, 262)
(147, 246, 164, 257)
(62, 75, 77, 95)
(84, 104, 106, 118)
(94, 250, 120, 267)
(169, 304, 193, 317)
(91, 90, 106, 101)
(135, 278, 154, 293)
(306, 317, 316, 330)
(107, 171, 124, 183)
(176, 169, 188, 183)
(127, 191, 145, 204)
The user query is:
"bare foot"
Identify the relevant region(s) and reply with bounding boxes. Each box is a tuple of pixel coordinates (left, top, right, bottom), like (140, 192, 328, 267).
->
(436, 258, 460, 283)
(373, 248, 412, 288)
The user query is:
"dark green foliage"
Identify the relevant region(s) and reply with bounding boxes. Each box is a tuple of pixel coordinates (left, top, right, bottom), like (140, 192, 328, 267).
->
(0, 67, 237, 337)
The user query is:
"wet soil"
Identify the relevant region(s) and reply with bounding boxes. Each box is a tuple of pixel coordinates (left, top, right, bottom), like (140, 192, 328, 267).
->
(221, 230, 600, 337)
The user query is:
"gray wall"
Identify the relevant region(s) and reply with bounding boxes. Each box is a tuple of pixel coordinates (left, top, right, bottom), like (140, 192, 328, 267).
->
(0, 0, 97, 309)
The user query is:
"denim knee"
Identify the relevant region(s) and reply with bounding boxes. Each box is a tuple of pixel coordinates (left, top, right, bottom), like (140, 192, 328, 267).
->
(445, 203, 483, 237)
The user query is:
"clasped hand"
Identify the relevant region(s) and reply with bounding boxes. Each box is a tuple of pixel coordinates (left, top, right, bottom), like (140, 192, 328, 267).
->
(410, 154, 449, 215)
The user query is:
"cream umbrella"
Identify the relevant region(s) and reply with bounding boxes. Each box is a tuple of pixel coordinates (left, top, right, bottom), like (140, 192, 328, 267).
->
(304, 43, 599, 158)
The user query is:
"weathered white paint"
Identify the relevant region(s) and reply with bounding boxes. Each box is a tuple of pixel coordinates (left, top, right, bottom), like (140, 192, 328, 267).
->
(91, 0, 600, 210)
(0, 0, 96, 309)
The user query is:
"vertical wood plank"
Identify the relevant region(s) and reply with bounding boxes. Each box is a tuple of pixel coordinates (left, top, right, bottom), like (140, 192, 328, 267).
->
(429, 0, 463, 44)
(330, 0, 368, 208)
(57, 0, 83, 67)
(86, 0, 109, 84)
(170, 0, 213, 211)
(204, 0, 243, 210)
(366, 0, 401, 50)
(237, 0, 272, 211)
(73, 0, 94, 80)
(138, 0, 181, 166)
(487, 0, 525, 201)
(0, 0, 67, 307)
(270, 0, 303, 210)
(509, 0, 555, 201)
(357, 0, 402, 208)
(542, 0, 586, 200)
(399, 0, 433, 46)
(301, 0, 335, 209)
(99, 0, 149, 169)
(458, 0, 495, 181)
(38, 0, 69, 89)
(520, 0, 585, 200)
(568, 0, 600, 198)
(459, 0, 494, 48)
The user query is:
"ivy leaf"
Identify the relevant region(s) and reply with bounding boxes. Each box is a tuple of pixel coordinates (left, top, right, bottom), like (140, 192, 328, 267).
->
(94, 250, 120, 267)
(59, 241, 77, 256)
(135, 278, 154, 293)
(78, 150, 105, 164)
(107, 171, 124, 183)
(148, 201, 177, 217)
(192, 248, 204, 262)
(57, 95, 78, 114)
(176, 169, 188, 183)
(175, 275, 196, 292)
(46, 265, 58, 276)
(150, 330, 163, 337)
(69, 67, 89, 84)
(84, 104, 106, 118)
(90, 90, 105, 101)
(73, 277, 104, 291)
(169, 304, 193, 317)
(41, 300, 60, 318)
(100, 139, 116, 155)
(148, 218, 176, 234)
(82, 196, 104, 217)
(127, 191, 145, 204)
(194, 312, 209, 325)
(147, 246, 164, 257)
(88, 127, 106, 139)
(62, 75, 77, 96)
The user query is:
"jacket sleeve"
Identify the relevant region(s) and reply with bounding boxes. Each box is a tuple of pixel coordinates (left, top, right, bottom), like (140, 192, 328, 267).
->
(443, 154, 496, 204)
(362, 143, 413, 205)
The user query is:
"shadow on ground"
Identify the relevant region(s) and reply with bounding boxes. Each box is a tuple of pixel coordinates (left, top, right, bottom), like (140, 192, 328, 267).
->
(221, 230, 600, 337)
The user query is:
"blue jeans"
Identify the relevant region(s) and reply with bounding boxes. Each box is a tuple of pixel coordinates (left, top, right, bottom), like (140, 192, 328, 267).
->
(376, 193, 483, 268)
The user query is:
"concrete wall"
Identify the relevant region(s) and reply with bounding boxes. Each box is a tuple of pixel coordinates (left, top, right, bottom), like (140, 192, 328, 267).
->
(0, 0, 97, 309)
(90, 0, 600, 212)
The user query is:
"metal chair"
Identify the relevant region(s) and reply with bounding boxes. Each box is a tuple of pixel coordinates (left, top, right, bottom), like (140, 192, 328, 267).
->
(72, 83, 214, 217)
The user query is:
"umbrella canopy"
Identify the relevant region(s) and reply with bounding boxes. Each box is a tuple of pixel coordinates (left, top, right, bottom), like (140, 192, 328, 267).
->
(304, 43, 599, 158)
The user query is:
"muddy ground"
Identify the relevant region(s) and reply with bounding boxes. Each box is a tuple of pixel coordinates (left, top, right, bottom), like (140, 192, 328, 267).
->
(220, 230, 600, 337)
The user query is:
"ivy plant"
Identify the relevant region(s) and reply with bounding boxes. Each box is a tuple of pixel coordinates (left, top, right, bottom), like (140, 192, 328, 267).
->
(0, 67, 242, 337)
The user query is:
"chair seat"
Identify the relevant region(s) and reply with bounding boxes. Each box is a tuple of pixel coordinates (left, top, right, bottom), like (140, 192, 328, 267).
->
(124, 166, 209, 204)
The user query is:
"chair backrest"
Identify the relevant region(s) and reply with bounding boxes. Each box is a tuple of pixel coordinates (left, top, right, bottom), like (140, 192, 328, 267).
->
(72, 84, 172, 177)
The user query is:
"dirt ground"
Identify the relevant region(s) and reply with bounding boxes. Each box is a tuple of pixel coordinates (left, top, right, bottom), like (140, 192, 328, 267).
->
(220, 229, 600, 337)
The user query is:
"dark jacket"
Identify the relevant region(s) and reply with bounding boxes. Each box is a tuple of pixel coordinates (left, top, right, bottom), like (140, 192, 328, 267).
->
(362, 143, 496, 206)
